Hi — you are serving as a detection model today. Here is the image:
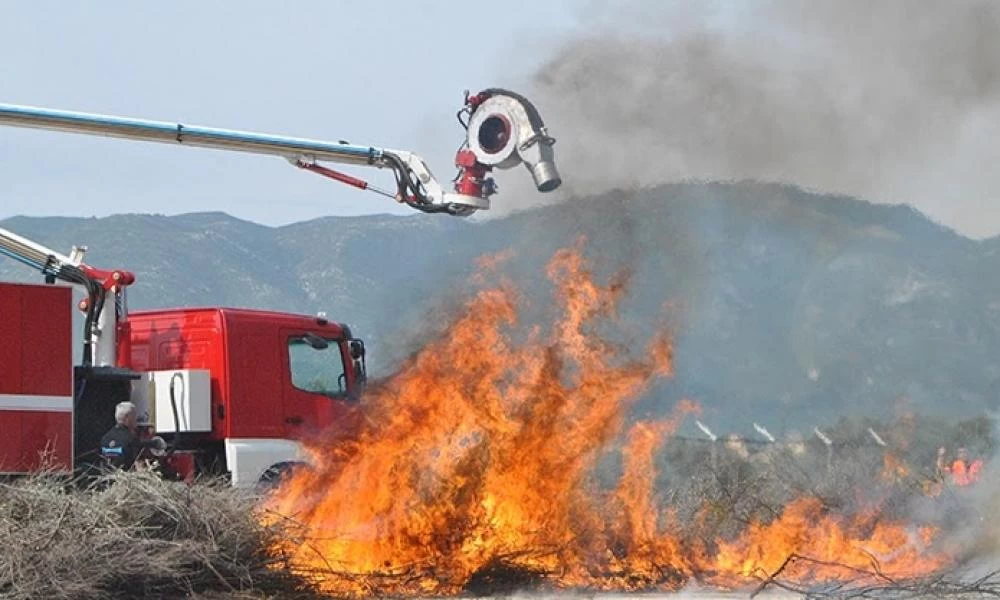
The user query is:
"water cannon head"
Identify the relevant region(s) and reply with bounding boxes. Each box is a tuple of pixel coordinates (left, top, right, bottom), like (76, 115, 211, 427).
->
(466, 89, 561, 194)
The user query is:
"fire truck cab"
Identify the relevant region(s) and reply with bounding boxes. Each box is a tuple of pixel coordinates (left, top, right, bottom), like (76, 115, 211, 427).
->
(125, 307, 365, 485)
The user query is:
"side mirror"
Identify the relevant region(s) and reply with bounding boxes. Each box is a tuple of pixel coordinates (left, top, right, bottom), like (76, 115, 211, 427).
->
(349, 339, 367, 389)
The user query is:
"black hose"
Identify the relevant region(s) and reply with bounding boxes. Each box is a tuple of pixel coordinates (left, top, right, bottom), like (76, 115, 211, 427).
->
(380, 152, 412, 202)
(381, 147, 474, 216)
(169, 372, 184, 452)
(382, 151, 434, 207)
(51, 266, 104, 368)
(81, 282, 105, 368)
(456, 107, 471, 130)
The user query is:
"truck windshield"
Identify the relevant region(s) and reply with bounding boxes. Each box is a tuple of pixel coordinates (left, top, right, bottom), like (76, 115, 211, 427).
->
(288, 336, 348, 397)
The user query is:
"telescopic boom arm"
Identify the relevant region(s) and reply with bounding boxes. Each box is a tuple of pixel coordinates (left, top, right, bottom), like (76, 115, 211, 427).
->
(0, 88, 560, 216)
(0, 89, 561, 368)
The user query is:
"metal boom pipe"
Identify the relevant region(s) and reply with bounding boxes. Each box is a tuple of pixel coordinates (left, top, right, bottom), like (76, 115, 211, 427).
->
(0, 103, 387, 167)
(0, 226, 85, 282)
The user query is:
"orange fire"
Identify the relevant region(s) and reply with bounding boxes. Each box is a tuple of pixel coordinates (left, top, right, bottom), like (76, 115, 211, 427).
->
(708, 497, 941, 586)
(267, 240, 953, 596)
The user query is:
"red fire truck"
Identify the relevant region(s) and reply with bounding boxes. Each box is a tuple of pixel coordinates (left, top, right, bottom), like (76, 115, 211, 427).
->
(0, 89, 559, 485)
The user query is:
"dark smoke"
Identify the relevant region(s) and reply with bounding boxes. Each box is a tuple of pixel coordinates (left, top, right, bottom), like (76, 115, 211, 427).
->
(504, 1, 1000, 238)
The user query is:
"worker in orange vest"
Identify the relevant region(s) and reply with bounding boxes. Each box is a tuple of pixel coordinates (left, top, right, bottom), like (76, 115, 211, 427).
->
(968, 455, 985, 484)
(951, 447, 970, 486)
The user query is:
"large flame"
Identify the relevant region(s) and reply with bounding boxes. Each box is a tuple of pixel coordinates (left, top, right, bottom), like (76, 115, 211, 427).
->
(267, 241, 952, 596)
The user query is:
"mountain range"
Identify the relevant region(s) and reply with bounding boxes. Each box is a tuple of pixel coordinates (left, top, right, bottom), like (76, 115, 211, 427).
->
(3, 182, 997, 435)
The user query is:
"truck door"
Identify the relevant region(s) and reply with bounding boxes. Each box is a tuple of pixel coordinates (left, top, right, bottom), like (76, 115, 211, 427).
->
(280, 330, 351, 439)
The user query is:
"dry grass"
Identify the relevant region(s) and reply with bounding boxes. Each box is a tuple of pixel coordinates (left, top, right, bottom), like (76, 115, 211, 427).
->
(0, 417, 992, 599)
(0, 470, 319, 600)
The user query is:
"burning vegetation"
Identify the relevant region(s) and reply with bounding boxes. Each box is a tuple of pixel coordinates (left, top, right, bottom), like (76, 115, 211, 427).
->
(3, 241, 996, 600)
(266, 240, 979, 597)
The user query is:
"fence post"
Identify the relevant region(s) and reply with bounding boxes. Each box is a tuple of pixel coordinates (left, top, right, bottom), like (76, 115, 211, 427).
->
(815, 427, 833, 473)
(696, 420, 718, 471)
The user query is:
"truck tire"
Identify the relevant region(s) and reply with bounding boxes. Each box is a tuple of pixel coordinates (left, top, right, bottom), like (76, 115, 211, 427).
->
(256, 461, 306, 492)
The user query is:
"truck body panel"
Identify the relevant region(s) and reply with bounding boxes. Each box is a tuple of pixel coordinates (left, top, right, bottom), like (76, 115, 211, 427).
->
(0, 282, 73, 473)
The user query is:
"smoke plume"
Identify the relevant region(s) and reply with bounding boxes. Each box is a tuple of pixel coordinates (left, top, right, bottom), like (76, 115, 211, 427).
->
(507, 1, 1000, 238)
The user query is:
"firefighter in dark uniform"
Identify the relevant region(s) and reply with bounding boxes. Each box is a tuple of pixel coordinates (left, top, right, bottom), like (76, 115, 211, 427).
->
(100, 401, 166, 470)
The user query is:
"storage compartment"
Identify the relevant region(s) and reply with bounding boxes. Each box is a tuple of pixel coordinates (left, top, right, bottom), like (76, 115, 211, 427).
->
(0, 282, 73, 473)
(131, 369, 212, 434)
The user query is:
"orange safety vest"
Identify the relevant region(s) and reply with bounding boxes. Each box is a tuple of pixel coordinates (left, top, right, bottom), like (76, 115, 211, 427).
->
(951, 459, 969, 486)
(969, 459, 984, 484)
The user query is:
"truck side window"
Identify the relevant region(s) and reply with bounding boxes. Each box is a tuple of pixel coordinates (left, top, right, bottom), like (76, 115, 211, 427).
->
(288, 336, 347, 397)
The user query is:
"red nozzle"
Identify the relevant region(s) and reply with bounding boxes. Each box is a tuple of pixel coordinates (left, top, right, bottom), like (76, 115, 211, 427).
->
(465, 90, 491, 110)
(454, 149, 493, 198)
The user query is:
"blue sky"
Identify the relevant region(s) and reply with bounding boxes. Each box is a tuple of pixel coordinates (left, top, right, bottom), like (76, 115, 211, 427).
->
(0, 1, 581, 225)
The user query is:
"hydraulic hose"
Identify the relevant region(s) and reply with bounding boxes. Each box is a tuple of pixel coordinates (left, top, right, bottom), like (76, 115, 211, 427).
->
(169, 372, 185, 451)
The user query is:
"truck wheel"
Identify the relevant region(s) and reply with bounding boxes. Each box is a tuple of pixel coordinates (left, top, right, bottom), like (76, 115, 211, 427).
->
(257, 461, 305, 492)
